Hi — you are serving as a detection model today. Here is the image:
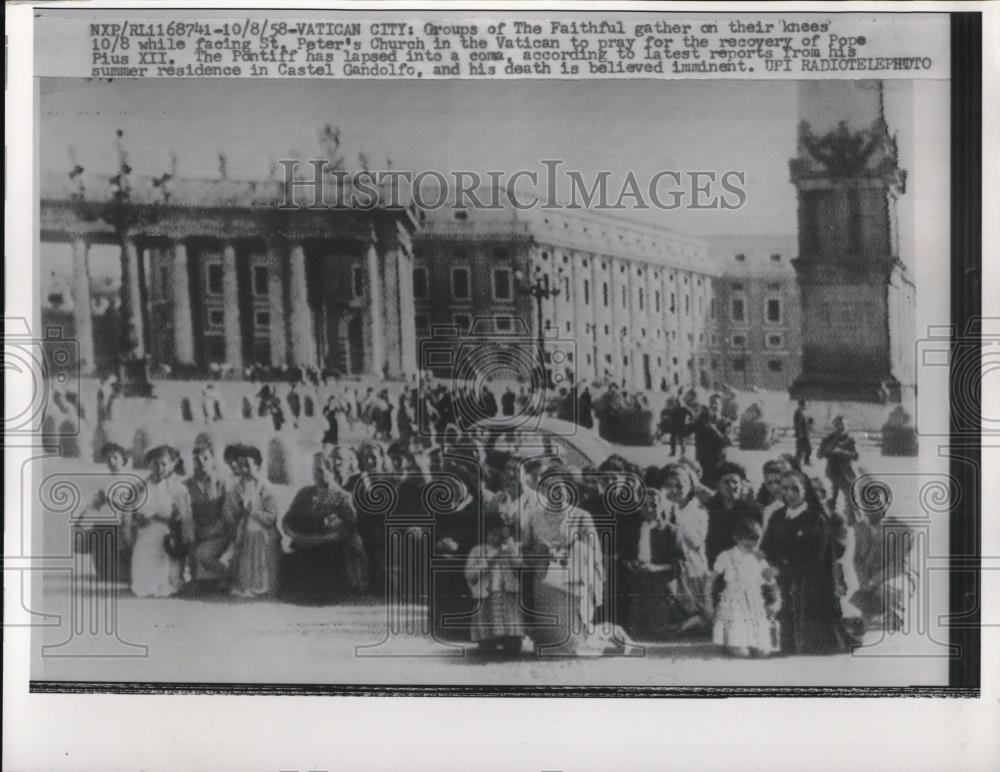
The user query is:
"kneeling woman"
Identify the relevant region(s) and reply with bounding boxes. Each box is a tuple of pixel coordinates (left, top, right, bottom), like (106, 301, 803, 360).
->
(281, 451, 368, 603)
(131, 445, 193, 598)
(224, 444, 282, 599)
(761, 470, 845, 654)
(521, 459, 608, 655)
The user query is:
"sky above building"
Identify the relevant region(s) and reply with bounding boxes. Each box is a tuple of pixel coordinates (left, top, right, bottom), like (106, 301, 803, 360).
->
(39, 77, 913, 280)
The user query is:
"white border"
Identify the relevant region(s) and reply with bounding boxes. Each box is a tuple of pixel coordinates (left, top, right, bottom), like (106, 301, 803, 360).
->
(6, 3, 1000, 771)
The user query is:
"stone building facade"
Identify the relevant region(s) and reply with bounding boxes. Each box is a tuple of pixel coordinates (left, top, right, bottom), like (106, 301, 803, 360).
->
(708, 235, 802, 392)
(413, 204, 721, 392)
(39, 169, 420, 380)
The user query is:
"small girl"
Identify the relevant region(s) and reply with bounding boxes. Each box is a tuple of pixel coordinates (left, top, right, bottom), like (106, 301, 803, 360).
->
(464, 512, 525, 655)
(711, 518, 781, 658)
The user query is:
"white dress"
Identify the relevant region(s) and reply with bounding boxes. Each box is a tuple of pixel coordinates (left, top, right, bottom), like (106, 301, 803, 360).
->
(712, 547, 775, 652)
(130, 477, 188, 598)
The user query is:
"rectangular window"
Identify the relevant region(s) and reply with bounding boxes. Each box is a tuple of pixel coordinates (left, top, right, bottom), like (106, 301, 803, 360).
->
(159, 266, 169, 298)
(452, 267, 470, 300)
(415, 314, 429, 332)
(766, 298, 783, 324)
(768, 359, 784, 372)
(207, 264, 223, 295)
(731, 297, 746, 323)
(732, 357, 747, 372)
(684, 294, 690, 316)
(638, 288, 645, 311)
(255, 311, 270, 330)
(770, 253, 782, 262)
(454, 314, 471, 331)
(584, 279, 591, 305)
(670, 293, 676, 313)
(732, 334, 747, 347)
(767, 333, 784, 349)
(621, 286, 627, 308)
(710, 298, 717, 319)
(492, 268, 512, 301)
(352, 266, 364, 298)
(603, 282, 609, 307)
(208, 309, 224, 328)
(495, 316, 513, 332)
(655, 291, 661, 313)
(735, 253, 746, 262)
(413, 267, 428, 299)
(253, 266, 269, 297)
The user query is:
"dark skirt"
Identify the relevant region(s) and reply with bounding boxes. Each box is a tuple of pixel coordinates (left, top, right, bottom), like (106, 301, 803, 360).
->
(280, 540, 366, 604)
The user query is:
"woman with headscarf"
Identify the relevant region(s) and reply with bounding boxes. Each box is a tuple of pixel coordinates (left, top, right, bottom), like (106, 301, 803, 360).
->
(520, 458, 608, 655)
(130, 445, 194, 598)
(281, 451, 368, 603)
(185, 435, 231, 593)
(760, 469, 846, 654)
(224, 444, 281, 598)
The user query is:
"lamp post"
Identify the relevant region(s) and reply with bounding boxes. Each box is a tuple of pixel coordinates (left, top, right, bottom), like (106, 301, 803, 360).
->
(515, 265, 562, 389)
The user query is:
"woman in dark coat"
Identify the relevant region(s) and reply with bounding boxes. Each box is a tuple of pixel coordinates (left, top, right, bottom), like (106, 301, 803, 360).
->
(761, 470, 846, 655)
(281, 451, 368, 603)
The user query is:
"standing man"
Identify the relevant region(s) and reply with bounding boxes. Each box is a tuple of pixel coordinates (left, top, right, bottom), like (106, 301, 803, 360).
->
(578, 386, 594, 429)
(818, 415, 860, 523)
(480, 384, 498, 418)
(694, 394, 730, 487)
(668, 396, 693, 457)
(793, 399, 812, 467)
(287, 383, 302, 429)
(500, 386, 516, 417)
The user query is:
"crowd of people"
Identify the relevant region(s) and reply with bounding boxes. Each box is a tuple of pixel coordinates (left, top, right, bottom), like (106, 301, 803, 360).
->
(71, 379, 916, 659)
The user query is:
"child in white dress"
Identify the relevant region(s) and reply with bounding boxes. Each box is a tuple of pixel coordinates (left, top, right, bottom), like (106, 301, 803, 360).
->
(465, 513, 525, 655)
(712, 518, 780, 658)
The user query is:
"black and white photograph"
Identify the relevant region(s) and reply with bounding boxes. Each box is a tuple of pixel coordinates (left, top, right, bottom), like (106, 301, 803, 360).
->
(4, 2, 994, 770)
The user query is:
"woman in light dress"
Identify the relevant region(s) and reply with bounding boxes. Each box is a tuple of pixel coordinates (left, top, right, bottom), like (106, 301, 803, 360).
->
(185, 435, 231, 593)
(660, 463, 713, 631)
(519, 458, 609, 655)
(224, 445, 282, 598)
(130, 445, 193, 598)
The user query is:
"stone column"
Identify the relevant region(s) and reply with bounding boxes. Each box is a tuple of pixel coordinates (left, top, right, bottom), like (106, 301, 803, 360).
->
(366, 235, 386, 377)
(381, 246, 401, 379)
(119, 237, 145, 359)
(266, 241, 287, 367)
(171, 241, 195, 366)
(396, 243, 418, 378)
(222, 243, 243, 371)
(288, 242, 316, 367)
(70, 237, 95, 374)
